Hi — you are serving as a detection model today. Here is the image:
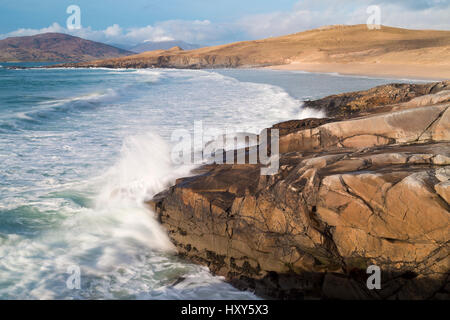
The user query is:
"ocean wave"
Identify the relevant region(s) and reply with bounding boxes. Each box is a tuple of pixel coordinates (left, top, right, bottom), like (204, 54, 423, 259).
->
(129, 69, 163, 84)
(9, 89, 120, 128)
(0, 67, 399, 299)
(206, 75, 325, 132)
(0, 121, 24, 134)
(0, 131, 257, 299)
(30, 67, 132, 71)
(96, 132, 195, 207)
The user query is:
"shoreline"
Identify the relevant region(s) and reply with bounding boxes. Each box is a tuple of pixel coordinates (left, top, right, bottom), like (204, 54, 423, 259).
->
(149, 80, 450, 299)
(8, 62, 449, 83)
(265, 62, 450, 81)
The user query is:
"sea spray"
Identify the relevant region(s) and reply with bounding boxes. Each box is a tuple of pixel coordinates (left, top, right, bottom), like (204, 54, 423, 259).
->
(0, 132, 206, 299)
(95, 132, 196, 252)
(0, 66, 396, 299)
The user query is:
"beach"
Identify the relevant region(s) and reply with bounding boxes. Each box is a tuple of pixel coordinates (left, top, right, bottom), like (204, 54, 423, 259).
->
(265, 62, 450, 81)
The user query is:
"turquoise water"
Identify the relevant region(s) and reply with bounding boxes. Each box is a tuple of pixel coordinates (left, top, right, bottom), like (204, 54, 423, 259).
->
(0, 63, 423, 299)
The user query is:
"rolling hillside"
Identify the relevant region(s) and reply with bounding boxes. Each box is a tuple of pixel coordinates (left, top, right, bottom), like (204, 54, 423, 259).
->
(0, 33, 133, 62)
(58, 25, 450, 78)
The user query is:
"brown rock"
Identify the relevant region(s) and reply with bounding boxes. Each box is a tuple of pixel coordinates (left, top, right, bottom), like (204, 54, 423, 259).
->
(279, 103, 449, 153)
(149, 141, 449, 299)
(147, 83, 450, 300)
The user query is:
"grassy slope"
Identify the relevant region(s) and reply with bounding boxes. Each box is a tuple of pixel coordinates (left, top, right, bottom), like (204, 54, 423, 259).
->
(74, 25, 450, 68)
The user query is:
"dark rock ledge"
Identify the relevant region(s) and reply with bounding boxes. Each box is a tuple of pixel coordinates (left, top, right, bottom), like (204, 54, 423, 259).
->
(147, 82, 450, 299)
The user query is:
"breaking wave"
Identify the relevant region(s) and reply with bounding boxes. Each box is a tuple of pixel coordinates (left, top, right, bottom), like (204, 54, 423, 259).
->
(0, 66, 392, 299)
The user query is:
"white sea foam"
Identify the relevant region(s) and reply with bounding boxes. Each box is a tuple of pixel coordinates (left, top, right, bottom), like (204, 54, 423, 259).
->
(96, 132, 194, 207)
(0, 67, 396, 299)
(0, 130, 256, 299)
(38, 88, 119, 107)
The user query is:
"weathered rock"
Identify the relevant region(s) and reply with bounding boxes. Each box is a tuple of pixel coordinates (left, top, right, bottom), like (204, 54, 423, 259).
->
(147, 84, 450, 300)
(149, 142, 449, 299)
(303, 81, 450, 118)
(271, 118, 335, 136)
(279, 103, 449, 153)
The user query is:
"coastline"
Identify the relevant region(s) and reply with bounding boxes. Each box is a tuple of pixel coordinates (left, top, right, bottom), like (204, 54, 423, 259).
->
(27, 62, 449, 82)
(149, 80, 450, 299)
(265, 62, 450, 81)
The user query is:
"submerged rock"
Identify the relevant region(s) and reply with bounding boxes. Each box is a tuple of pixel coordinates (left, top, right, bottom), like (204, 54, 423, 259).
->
(147, 84, 450, 300)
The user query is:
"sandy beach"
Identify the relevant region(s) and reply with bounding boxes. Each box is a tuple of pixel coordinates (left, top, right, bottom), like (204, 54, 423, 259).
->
(54, 25, 450, 80)
(265, 62, 450, 81)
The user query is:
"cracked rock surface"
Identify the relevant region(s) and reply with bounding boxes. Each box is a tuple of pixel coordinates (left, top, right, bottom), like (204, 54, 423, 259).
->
(148, 82, 450, 299)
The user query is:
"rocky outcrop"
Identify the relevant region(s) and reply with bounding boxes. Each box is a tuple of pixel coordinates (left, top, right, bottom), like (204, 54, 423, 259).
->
(147, 86, 450, 300)
(303, 81, 450, 118)
(53, 53, 248, 69)
(0, 33, 132, 62)
(279, 102, 449, 153)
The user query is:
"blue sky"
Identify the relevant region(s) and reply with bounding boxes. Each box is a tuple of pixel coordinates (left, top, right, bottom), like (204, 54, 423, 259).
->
(1, 0, 449, 46)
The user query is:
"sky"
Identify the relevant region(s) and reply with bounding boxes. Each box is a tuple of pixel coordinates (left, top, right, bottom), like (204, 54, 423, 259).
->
(0, 0, 449, 46)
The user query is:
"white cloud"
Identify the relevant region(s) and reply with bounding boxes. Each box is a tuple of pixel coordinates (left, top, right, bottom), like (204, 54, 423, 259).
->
(380, 5, 450, 30)
(238, 0, 450, 39)
(154, 20, 236, 44)
(0, 1, 449, 46)
(104, 24, 122, 37)
(1, 22, 65, 38)
(0, 19, 237, 46)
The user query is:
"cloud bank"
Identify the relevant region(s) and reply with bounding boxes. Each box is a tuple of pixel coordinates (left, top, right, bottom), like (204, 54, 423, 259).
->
(238, 0, 450, 39)
(1, 0, 449, 46)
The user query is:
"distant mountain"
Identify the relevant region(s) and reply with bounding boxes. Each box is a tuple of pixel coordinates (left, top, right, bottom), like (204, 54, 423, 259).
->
(0, 33, 133, 62)
(128, 40, 201, 53)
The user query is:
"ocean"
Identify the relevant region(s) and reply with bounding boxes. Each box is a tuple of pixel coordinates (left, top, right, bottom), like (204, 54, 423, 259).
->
(0, 63, 425, 299)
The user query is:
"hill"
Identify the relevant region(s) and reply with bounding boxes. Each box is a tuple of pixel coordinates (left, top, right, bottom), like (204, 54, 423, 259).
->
(60, 25, 450, 79)
(128, 40, 201, 53)
(0, 33, 133, 62)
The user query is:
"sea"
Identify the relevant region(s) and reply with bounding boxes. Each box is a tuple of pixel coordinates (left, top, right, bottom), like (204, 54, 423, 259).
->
(0, 62, 427, 299)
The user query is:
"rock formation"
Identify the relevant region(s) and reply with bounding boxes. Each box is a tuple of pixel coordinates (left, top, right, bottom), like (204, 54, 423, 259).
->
(147, 82, 450, 300)
(303, 81, 450, 118)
